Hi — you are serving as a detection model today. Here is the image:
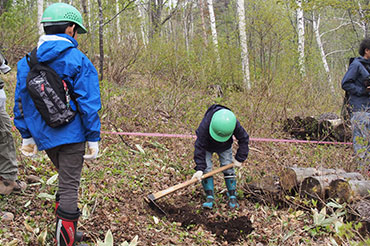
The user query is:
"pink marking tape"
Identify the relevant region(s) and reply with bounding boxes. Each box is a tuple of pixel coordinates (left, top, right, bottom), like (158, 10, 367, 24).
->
(101, 131, 352, 145)
(9, 116, 352, 145)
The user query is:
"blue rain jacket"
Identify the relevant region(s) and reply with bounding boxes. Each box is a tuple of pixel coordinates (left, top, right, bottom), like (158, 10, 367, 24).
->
(342, 56, 370, 113)
(14, 34, 101, 150)
(194, 104, 249, 171)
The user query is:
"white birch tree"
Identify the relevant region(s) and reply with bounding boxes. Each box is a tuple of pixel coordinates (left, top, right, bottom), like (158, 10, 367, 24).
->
(137, 0, 148, 46)
(236, 0, 251, 90)
(312, 12, 334, 93)
(116, 0, 121, 42)
(296, 0, 305, 76)
(356, 0, 368, 38)
(206, 0, 219, 60)
(37, 0, 44, 36)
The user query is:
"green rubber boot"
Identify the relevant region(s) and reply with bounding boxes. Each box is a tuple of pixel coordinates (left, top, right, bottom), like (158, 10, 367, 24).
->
(225, 178, 239, 209)
(201, 177, 214, 209)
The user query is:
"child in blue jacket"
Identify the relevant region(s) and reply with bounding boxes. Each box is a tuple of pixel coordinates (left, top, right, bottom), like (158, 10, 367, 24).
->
(14, 3, 100, 245)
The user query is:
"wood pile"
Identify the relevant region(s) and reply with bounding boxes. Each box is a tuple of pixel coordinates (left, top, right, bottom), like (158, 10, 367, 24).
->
(282, 113, 351, 142)
(244, 166, 370, 223)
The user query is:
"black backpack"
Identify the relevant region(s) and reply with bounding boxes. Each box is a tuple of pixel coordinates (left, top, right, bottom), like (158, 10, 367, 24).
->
(26, 48, 76, 128)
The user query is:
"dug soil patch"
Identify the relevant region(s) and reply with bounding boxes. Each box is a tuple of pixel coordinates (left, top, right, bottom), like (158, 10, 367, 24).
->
(156, 202, 253, 244)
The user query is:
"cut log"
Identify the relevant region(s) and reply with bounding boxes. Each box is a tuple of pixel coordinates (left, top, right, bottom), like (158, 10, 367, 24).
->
(328, 173, 366, 202)
(279, 167, 316, 191)
(283, 114, 351, 141)
(300, 175, 341, 199)
(328, 179, 351, 203)
(302, 173, 366, 200)
(348, 180, 370, 199)
(279, 167, 347, 191)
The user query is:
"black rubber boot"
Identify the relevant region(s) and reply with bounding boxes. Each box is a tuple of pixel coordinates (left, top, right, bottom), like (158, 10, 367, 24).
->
(55, 207, 87, 246)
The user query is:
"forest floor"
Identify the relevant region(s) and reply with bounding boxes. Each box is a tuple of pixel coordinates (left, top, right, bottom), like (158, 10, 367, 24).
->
(1, 75, 369, 245)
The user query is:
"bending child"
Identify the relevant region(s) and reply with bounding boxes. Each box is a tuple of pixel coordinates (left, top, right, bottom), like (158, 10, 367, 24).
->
(192, 104, 249, 209)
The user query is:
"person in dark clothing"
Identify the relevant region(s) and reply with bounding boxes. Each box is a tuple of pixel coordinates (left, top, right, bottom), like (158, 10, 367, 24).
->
(192, 104, 249, 209)
(342, 38, 370, 172)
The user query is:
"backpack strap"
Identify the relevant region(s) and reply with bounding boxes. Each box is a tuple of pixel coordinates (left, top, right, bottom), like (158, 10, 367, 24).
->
(360, 61, 370, 73)
(26, 47, 38, 69)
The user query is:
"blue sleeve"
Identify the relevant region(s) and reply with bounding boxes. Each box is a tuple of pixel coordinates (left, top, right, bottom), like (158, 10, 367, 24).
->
(13, 58, 32, 139)
(234, 121, 249, 162)
(342, 62, 368, 96)
(72, 55, 101, 141)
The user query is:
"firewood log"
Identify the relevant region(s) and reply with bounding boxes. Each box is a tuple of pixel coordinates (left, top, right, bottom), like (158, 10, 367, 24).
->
(279, 167, 317, 191)
(300, 175, 339, 199)
(279, 167, 346, 191)
(302, 173, 365, 200)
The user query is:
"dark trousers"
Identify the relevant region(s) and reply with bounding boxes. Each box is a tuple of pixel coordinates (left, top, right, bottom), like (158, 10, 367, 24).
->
(46, 142, 85, 212)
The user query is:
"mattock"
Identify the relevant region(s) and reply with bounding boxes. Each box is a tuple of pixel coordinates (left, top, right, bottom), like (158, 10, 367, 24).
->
(145, 163, 235, 214)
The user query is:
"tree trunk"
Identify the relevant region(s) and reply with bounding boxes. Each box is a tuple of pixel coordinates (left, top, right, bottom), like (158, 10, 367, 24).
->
(312, 12, 334, 94)
(137, 1, 148, 47)
(206, 0, 219, 61)
(116, 0, 121, 43)
(236, 0, 251, 90)
(296, 0, 305, 76)
(357, 1, 368, 38)
(199, 0, 208, 46)
(37, 0, 43, 36)
(97, 0, 104, 81)
(148, 0, 163, 38)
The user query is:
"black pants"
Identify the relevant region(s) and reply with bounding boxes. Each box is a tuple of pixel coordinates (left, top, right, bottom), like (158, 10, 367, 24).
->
(46, 142, 85, 212)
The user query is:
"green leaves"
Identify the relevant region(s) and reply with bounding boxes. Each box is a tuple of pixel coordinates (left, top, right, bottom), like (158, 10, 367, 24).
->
(97, 230, 114, 246)
(97, 230, 139, 246)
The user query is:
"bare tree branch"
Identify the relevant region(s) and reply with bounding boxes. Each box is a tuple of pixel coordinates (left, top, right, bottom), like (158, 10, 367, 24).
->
(103, 0, 136, 27)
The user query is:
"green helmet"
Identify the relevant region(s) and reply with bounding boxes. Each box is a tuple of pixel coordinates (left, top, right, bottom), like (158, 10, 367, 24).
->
(41, 3, 87, 34)
(209, 109, 237, 142)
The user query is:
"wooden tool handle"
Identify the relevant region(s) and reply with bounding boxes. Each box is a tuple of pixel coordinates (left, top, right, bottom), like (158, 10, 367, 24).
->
(151, 163, 234, 200)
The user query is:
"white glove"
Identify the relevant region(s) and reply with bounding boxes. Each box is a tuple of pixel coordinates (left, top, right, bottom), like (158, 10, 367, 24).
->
(192, 170, 203, 181)
(83, 141, 99, 160)
(0, 89, 6, 109)
(20, 138, 38, 157)
(0, 63, 11, 74)
(233, 157, 242, 167)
